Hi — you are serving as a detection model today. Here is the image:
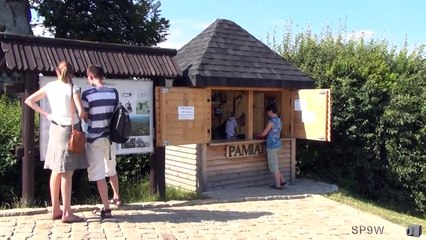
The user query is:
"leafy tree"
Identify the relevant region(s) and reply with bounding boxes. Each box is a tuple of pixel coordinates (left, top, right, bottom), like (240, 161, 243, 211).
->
(31, 0, 170, 46)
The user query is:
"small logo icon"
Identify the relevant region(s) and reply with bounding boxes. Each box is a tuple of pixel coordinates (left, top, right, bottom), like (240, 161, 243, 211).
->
(406, 224, 422, 237)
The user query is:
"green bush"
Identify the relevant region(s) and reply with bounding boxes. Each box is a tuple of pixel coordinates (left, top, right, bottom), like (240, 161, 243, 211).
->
(0, 95, 23, 203)
(272, 23, 426, 215)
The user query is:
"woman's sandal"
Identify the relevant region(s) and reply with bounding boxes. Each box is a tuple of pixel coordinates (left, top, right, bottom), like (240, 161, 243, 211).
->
(61, 215, 86, 224)
(109, 198, 123, 207)
(92, 208, 112, 219)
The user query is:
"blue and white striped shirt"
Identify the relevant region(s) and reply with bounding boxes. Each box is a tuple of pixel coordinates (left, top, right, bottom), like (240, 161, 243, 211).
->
(82, 86, 118, 143)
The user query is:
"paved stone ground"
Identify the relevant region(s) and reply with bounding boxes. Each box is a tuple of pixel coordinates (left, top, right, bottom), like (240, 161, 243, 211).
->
(0, 179, 423, 240)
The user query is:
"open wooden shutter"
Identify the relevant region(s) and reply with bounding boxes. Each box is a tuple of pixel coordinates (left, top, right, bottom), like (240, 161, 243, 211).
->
(291, 89, 331, 141)
(155, 87, 211, 146)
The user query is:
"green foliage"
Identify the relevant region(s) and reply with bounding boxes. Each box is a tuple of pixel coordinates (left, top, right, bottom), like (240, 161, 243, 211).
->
(272, 23, 426, 215)
(32, 0, 170, 46)
(116, 153, 150, 183)
(0, 95, 21, 175)
(0, 95, 22, 202)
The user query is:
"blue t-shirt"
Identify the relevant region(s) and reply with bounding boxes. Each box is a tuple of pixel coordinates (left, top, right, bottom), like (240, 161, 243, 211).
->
(266, 116, 282, 149)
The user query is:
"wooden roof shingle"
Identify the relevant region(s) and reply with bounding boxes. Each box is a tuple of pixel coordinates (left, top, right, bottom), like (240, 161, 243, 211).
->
(0, 33, 181, 79)
(176, 19, 314, 88)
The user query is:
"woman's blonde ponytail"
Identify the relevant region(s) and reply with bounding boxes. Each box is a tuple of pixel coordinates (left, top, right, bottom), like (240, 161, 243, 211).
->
(56, 61, 74, 83)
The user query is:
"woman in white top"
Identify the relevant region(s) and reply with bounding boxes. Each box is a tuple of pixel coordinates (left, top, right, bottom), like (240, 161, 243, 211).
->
(25, 61, 88, 223)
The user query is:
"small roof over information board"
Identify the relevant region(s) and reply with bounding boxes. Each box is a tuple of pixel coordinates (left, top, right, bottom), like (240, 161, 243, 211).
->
(0, 32, 181, 79)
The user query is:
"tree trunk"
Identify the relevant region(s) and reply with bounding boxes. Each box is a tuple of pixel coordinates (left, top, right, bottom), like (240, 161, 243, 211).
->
(0, 0, 33, 34)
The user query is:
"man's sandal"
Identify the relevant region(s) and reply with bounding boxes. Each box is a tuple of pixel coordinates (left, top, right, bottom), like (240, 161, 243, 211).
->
(109, 198, 123, 207)
(92, 208, 112, 219)
(268, 184, 283, 190)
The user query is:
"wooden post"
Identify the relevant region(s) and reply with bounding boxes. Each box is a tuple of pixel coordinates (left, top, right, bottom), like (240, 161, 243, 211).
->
(198, 143, 208, 192)
(22, 72, 37, 206)
(149, 152, 157, 194)
(148, 146, 166, 198)
(281, 89, 291, 138)
(291, 138, 296, 184)
(156, 146, 166, 199)
(150, 78, 166, 199)
(245, 90, 253, 140)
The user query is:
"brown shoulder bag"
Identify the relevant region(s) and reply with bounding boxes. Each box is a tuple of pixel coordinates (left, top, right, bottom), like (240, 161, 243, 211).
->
(67, 83, 86, 153)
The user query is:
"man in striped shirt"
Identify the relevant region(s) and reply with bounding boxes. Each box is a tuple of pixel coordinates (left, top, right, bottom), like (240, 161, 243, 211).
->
(82, 65, 121, 218)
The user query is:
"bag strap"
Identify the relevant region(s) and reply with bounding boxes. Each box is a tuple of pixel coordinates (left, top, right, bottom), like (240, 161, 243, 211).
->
(70, 82, 75, 130)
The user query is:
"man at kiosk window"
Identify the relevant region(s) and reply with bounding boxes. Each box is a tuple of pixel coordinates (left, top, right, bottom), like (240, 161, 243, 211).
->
(225, 112, 238, 140)
(257, 104, 286, 189)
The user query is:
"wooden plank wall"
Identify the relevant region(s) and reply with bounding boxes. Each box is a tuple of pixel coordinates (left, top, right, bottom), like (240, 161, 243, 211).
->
(155, 87, 211, 146)
(165, 144, 199, 191)
(205, 139, 293, 191)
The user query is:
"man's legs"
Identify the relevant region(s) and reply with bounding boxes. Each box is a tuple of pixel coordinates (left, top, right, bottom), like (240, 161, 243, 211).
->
(274, 171, 282, 187)
(87, 138, 112, 215)
(106, 144, 121, 205)
(109, 174, 120, 201)
(96, 178, 110, 210)
(267, 147, 285, 188)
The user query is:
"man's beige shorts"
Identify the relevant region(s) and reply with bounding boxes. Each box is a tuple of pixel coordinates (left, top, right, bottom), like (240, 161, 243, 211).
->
(86, 137, 117, 181)
(267, 147, 281, 173)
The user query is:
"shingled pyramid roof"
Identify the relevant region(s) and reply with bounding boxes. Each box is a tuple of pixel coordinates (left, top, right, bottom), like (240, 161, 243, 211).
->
(175, 19, 314, 88)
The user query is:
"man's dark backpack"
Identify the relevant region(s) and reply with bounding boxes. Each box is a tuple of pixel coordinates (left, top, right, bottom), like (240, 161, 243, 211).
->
(110, 102, 131, 143)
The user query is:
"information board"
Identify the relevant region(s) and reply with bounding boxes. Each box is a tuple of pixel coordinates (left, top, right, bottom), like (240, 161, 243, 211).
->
(39, 76, 154, 160)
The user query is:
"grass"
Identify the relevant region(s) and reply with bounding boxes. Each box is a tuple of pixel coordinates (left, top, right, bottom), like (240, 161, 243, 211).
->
(0, 179, 201, 209)
(121, 179, 201, 203)
(326, 189, 426, 228)
(299, 173, 425, 227)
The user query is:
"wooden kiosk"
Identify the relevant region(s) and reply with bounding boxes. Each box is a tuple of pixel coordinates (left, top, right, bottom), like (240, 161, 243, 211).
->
(155, 19, 331, 192)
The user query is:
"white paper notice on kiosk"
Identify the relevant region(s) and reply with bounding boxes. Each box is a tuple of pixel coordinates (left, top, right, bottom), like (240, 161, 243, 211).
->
(178, 106, 195, 120)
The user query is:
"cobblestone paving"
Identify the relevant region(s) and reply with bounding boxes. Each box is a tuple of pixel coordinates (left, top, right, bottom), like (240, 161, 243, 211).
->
(0, 179, 423, 240)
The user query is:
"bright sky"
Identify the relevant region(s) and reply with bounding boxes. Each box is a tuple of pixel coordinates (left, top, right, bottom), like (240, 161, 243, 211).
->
(155, 0, 426, 50)
(31, 0, 425, 51)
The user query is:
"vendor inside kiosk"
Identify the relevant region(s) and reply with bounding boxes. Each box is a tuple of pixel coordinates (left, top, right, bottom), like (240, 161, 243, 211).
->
(211, 89, 283, 142)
